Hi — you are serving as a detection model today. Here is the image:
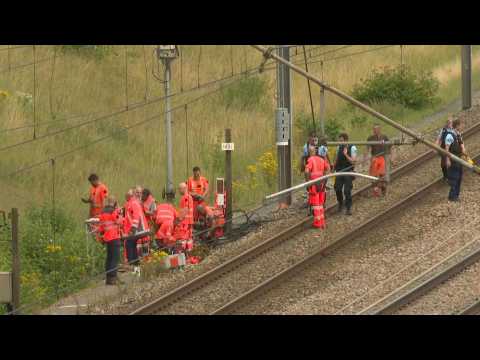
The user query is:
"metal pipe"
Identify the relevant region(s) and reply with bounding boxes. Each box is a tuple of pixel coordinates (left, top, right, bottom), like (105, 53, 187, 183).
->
(164, 59, 175, 201)
(252, 45, 480, 174)
(326, 140, 415, 146)
(265, 172, 378, 201)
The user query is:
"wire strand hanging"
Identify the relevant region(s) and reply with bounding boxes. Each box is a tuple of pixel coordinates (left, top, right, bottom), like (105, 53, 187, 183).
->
(125, 45, 129, 110)
(142, 45, 149, 102)
(33, 45, 37, 139)
(197, 45, 202, 88)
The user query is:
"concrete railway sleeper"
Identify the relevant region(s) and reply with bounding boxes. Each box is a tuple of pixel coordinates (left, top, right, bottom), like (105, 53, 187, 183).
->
(130, 121, 480, 315)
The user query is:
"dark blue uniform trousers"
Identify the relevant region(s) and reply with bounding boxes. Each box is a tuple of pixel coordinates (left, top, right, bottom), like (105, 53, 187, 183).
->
(448, 163, 463, 200)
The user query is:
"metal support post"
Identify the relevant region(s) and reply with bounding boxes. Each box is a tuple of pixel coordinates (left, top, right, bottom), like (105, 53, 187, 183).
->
(10, 208, 20, 314)
(384, 145, 391, 183)
(462, 45, 472, 110)
(320, 86, 326, 138)
(224, 129, 233, 234)
(164, 58, 175, 202)
(276, 45, 293, 206)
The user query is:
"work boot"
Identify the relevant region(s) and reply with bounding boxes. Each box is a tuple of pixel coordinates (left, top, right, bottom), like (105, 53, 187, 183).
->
(345, 208, 352, 216)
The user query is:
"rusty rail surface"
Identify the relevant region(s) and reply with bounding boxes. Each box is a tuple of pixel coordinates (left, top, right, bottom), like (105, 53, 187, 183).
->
(131, 121, 480, 315)
(459, 299, 480, 315)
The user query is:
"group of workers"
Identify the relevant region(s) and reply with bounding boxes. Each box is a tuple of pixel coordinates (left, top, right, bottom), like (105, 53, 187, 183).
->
(301, 115, 470, 231)
(300, 124, 392, 229)
(83, 167, 226, 285)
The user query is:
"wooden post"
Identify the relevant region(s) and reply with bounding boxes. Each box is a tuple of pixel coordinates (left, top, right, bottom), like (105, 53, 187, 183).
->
(225, 129, 233, 234)
(385, 145, 391, 183)
(10, 208, 20, 314)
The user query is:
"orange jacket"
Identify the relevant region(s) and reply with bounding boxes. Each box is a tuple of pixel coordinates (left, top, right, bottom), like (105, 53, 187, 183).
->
(98, 206, 123, 242)
(124, 197, 148, 235)
(306, 155, 329, 180)
(89, 182, 108, 217)
(142, 194, 157, 223)
(179, 193, 194, 225)
(155, 203, 177, 224)
(187, 176, 209, 196)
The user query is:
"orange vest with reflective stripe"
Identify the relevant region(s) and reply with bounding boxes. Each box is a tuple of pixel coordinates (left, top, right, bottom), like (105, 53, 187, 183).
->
(187, 176, 208, 196)
(89, 183, 108, 217)
(179, 193, 194, 225)
(155, 203, 177, 224)
(306, 155, 328, 180)
(98, 207, 123, 242)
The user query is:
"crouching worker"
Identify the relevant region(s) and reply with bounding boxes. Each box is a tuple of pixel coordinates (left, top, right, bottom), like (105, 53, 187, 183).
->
(195, 204, 224, 243)
(98, 197, 123, 285)
(154, 202, 178, 253)
(305, 145, 330, 229)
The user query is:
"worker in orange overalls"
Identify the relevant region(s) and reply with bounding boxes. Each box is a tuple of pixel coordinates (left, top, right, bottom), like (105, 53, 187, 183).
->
(81, 173, 109, 218)
(174, 182, 194, 253)
(123, 189, 149, 272)
(195, 204, 225, 243)
(187, 166, 209, 222)
(97, 196, 123, 285)
(154, 202, 178, 253)
(305, 145, 330, 229)
(367, 124, 391, 197)
(141, 188, 157, 227)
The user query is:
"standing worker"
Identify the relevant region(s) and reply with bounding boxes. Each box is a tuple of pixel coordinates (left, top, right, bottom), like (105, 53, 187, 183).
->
(81, 173, 109, 218)
(97, 196, 123, 285)
(366, 124, 391, 197)
(445, 119, 467, 202)
(123, 189, 148, 274)
(176, 182, 194, 252)
(305, 145, 330, 229)
(141, 188, 157, 227)
(187, 166, 210, 222)
(333, 133, 358, 215)
(436, 116, 455, 181)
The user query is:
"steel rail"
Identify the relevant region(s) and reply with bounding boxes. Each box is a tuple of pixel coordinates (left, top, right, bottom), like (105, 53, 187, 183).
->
(458, 299, 480, 315)
(252, 45, 480, 174)
(211, 150, 480, 315)
(130, 120, 480, 315)
(362, 225, 480, 315)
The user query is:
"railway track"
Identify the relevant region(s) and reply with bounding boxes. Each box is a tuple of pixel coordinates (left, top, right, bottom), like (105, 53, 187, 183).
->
(359, 237, 480, 315)
(130, 120, 480, 315)
(458, 299, 480, 315)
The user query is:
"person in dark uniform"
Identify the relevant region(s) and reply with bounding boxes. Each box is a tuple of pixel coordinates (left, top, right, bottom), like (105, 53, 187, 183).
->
(445, 119, 466, 202)
(333, 133, 358, 215)
(435, 116, 454, 181)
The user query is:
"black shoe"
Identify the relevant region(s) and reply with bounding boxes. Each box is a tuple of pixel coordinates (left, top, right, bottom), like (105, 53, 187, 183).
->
(345, 208, 352, 216)
(106, 277, 118, 286)
(337, 203, 344, 213)
(448, 198, 460, 202)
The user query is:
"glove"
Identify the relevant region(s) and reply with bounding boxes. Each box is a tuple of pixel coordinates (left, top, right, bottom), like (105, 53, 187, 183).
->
(81, 198, 91, 204)
(129, 227, 137, 236)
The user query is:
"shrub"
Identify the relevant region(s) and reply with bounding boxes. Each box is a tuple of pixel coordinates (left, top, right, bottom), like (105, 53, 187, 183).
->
(352, 65, 440, 110)
(325, 117, 342, 141)
(221, 76, 267, 111)
(295, 111, 316, 140)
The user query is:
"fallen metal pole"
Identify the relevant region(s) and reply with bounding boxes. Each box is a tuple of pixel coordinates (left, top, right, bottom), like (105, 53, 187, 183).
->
(326, 140, 415, 146)
(252, 45, 480, 174)
(265, 172, 378, 201)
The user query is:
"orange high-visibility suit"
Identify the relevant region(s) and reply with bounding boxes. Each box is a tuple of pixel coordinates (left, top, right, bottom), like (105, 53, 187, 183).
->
(187, 176, 209, 222)
(154, 203, 177, 248)
(124, 196, 149, 262)
(89, 182, 108, 218)
(305, 155, 330, 229)
(175, 193, 194, 251)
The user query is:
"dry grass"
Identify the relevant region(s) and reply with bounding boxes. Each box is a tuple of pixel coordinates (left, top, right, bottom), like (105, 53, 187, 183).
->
(0, 45, 477, 219)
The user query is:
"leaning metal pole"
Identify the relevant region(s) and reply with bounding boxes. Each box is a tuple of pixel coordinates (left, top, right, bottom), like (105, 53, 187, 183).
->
(252, 45, 480, 174)
(164, 58, 175, 201)
(265, 172, 378, 201)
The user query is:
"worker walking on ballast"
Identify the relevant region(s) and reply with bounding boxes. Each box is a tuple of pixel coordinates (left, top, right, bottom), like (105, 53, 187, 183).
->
(436, 116, 455, 182)
(445, 119, 467, 202)
(333, 133, 358, 215)
(304, 145, 330, 229)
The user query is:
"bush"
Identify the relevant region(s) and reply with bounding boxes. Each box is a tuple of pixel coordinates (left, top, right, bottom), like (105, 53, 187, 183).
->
(221, 76, 267, 111)
(325, 117, 342, 141)
(352, 65, 440, 110)
(295, 111, 316, 140)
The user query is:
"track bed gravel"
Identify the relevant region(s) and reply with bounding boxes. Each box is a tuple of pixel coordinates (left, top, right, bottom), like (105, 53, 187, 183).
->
(85, 102, 480, 315)
(238, 171, 480, 315)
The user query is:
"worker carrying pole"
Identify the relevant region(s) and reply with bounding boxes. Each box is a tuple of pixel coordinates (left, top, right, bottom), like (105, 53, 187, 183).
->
(252, 45, 480, 175)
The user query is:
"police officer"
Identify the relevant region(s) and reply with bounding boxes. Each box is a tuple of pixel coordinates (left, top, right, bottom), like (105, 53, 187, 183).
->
(435, 116, 454, 181)
(333, 133, 358, 215)
(445, 119, 466, 202)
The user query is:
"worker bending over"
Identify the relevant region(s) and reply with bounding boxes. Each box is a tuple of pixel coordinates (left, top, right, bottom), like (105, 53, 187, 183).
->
(97, 196, 123, 285)
(154, 202, 178, 253)
(141, 188, 157, 228)
(333, 133, 357, 215)
(195, 204, 224, 242)
(187, 166, 209, 222)
(436, 116, 455, 181)
(367, 124, 390, 197)
(445, 119, 466, 202)
(305, 145, 330, 229)
(82, 173, 109, 218)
